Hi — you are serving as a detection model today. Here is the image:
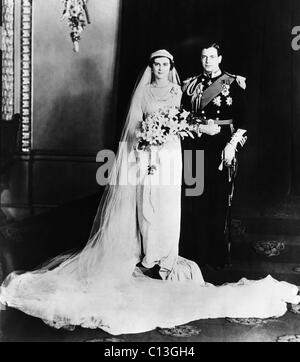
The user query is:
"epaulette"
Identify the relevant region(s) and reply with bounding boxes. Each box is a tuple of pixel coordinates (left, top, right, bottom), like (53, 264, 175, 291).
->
(225, 72, 246, 90)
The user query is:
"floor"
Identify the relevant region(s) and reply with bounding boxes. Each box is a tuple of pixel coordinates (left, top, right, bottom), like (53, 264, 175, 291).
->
(1, 305, 300, 343)
(1, 194, 300, 343)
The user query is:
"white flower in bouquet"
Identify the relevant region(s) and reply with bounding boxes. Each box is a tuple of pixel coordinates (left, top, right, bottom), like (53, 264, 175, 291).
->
(135, 106, 199, 151)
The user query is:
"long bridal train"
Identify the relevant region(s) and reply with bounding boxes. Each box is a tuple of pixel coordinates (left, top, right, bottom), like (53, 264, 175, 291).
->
(0, 267, 299, 335)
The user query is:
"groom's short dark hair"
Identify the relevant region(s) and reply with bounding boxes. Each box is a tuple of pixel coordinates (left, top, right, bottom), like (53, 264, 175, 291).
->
(201, 42, 222, 56)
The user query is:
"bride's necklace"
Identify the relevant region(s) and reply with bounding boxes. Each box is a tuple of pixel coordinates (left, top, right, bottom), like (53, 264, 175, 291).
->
(150, 82, 173, 101)
(152, 81, 170, 88)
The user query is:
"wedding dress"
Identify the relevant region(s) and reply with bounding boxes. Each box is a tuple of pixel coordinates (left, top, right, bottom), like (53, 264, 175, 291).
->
(136, 82, 203, 281)
(0, 58, 299, 336)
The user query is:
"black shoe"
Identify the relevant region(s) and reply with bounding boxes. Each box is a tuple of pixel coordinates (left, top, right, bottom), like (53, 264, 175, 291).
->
(139, 264, 162, 280)
(136, 261, 144, 268)
(150, 264, 162, 280)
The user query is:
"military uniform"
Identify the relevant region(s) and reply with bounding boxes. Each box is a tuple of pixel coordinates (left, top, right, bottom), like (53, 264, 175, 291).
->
(180, 70, 246, 268)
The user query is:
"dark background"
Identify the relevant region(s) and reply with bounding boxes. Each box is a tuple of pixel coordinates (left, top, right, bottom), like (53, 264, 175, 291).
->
(116, 0, 300, 209)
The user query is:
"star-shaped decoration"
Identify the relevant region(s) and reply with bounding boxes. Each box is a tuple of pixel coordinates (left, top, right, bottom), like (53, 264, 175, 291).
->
(226, 96, 233, 106)
(213, 96, 222, 107)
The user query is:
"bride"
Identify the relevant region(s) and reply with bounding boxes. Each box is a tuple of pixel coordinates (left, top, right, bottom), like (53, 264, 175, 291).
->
(0, 49, 299, 336)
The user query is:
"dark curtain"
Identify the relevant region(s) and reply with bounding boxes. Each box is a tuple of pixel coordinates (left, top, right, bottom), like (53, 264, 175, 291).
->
(117, 0, 300, 205)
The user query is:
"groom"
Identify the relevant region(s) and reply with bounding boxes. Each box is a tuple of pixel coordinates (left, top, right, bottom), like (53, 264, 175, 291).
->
(180, 42, 247, 269)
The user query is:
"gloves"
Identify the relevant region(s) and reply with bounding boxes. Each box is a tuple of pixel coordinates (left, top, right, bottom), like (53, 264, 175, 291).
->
(222, 143, 236, 167)
(198, 119, 221, 136)
(228, 129, 247, 149)
(219, 129, 247, 170)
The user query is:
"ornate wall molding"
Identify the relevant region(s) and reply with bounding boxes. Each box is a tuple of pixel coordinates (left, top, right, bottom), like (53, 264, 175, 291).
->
(2, 0, 15, 122)
(20, 0, 32, 153)
(1, 0, 32, 153)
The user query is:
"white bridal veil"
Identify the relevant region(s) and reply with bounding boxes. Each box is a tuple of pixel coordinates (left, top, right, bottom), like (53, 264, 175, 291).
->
(1, 49, 181, 285)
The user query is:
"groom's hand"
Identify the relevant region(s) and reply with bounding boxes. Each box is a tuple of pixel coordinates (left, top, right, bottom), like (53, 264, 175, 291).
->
(222, 143, 235, 166)
(199, 119, 221, 136)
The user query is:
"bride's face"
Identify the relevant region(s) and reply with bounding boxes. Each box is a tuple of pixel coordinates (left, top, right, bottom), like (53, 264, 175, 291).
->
(152, 57, 171, 81)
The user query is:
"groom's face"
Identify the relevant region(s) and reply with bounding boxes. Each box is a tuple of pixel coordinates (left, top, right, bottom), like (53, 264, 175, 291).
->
(201, 47, 222, 74)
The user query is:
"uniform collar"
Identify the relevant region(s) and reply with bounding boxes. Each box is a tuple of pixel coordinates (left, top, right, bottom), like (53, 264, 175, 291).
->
(203, 69, 222, 79)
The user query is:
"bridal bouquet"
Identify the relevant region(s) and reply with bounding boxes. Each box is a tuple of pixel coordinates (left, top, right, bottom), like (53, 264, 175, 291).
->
(136, 107, 199, 151)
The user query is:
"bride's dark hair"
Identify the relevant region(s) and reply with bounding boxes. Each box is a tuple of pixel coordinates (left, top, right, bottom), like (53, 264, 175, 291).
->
(148, 57, 175, 70)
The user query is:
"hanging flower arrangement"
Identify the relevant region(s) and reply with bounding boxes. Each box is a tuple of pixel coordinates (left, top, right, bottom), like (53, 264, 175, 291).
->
(62, 0, 91, 52)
